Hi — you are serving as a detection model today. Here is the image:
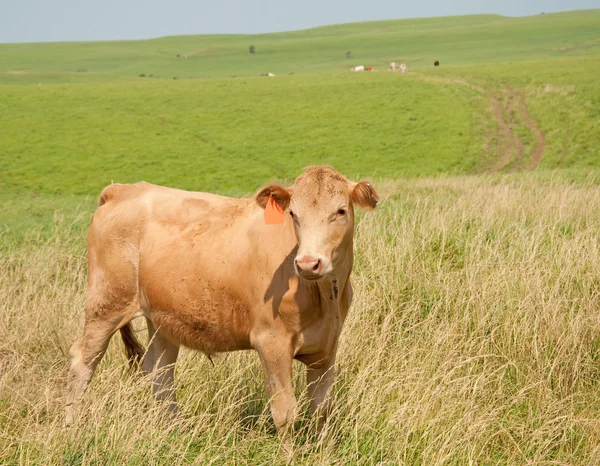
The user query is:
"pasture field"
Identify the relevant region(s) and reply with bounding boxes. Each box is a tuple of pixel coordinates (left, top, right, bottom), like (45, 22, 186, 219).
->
(1, 56, 600, 241)
(1, 8, 600, 465)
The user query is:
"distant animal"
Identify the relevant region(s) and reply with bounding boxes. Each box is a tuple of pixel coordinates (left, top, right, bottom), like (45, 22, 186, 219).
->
(400, 63, 407, 75)
(267, 72, 276, 77)
(434, 60, 440, 66)
(64, 166, 379, 433)
(352, 65, 365, 72)
(365, 66, 374, 72)
(390, 62, 397, 71)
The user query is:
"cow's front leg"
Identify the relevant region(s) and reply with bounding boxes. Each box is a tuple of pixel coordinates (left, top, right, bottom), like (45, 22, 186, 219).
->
(305, 351, 336, 430)
(256, 341, 297, 432)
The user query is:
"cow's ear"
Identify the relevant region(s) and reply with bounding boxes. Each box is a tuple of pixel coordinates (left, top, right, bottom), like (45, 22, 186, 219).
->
(350, 181, 378, 210)
(255, 184, 292, 210)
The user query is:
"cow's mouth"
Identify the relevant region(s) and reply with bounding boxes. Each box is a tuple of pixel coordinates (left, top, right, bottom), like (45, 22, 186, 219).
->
(297, 272, 325, 281)
(295, 266, 326, 281)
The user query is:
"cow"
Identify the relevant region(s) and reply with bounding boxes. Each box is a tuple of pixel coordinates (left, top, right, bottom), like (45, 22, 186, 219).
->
(65, 166, 379, 433)
(434, 60, 440, 67)
(365, 66, 374, 72)
(351, 65, 365, 72)
(267, 72, 276, 77)
(400, 63, 407, 75)
(390, 62, 397, 71)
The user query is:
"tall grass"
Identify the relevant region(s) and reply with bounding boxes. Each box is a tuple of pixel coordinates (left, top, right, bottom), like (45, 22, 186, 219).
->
(1, 175, 600, 464)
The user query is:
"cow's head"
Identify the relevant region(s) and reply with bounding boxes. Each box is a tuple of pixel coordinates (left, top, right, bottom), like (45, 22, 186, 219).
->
(256, 166, 378, 281)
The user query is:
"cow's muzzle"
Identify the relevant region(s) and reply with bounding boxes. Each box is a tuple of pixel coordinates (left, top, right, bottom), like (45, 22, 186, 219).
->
(294, 255, 325, 280)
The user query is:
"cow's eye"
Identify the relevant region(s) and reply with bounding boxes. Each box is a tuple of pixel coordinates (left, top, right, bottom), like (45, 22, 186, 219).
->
(337, 208, 347, 217)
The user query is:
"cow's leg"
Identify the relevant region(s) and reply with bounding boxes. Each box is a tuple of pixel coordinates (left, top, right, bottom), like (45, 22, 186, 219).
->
(65, 318, 120, 425)
(256, 344, 297, 432)
(306, 352, 336, 430)
(142, 318, 180, 414)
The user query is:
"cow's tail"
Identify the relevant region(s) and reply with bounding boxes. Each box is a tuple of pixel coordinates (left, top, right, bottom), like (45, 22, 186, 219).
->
(120, 322, 145, 370)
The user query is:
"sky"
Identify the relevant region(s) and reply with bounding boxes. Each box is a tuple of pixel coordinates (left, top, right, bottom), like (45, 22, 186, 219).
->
(1, 0, 598, 43)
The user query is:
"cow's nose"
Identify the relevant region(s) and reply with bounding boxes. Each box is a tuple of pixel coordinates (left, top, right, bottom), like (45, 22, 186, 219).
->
(295, 256, 323, 277)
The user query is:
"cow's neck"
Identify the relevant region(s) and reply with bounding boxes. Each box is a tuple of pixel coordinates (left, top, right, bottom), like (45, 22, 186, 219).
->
(315, 239, 354, 306)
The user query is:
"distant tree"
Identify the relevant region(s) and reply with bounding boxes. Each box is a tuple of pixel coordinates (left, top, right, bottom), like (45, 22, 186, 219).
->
(249, 45, 256, 54)
(346, 50, 351, 59)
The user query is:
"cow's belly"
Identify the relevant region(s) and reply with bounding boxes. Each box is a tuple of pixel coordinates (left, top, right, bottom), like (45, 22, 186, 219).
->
(140, 279, 253, 353)
(138, 244, 255, 354)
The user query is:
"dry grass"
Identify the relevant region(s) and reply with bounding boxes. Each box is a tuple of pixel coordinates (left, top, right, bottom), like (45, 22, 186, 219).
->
(2, 175, 600, 465)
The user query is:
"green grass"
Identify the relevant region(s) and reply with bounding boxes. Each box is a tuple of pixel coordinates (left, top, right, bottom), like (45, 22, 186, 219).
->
(0, 73, 483, 196)
(2, 55, 599, 239)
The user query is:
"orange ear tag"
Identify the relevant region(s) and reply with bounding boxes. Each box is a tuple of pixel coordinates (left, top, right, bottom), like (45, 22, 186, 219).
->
(264, 194, 284, 224)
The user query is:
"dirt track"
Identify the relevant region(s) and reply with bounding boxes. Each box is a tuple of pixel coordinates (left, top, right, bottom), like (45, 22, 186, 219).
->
(487, 89, 546, 173)
(417, 74, 546, 172)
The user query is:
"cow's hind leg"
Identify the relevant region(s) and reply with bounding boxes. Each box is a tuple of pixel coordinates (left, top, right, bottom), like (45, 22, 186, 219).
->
(65, 264, 140, 425)
(65, 317, 123, 425)
(142, 318, 180, 414)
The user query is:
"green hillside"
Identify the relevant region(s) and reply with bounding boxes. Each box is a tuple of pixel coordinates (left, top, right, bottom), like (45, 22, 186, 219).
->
(0, 74, 484, 195)
(1, 9, 599, 83)
(0, 9, 599, 238)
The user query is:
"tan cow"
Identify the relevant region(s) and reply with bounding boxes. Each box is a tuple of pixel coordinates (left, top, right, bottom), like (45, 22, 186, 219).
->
(65, 166, 378, 431)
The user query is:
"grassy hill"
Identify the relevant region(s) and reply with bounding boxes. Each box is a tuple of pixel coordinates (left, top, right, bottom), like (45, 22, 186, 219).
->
(1, 10, 599, 238)
(0, 10, 599, 83)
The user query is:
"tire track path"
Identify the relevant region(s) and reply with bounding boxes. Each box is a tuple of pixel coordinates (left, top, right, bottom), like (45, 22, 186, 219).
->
(416, 75, 545, 172)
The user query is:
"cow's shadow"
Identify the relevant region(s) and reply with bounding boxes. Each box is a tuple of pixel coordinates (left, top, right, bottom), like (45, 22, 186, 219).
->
(263, 245, 298, 319)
